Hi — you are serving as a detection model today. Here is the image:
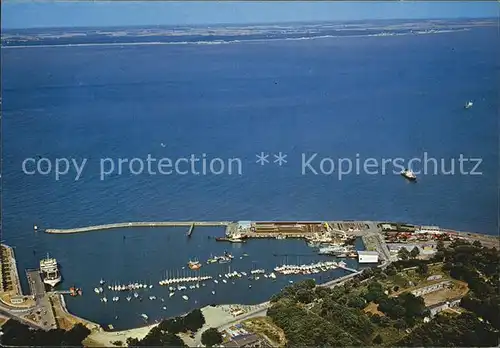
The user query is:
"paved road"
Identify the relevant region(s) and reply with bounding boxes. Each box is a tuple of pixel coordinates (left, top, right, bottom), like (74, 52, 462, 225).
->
(0, 306, 44, 330)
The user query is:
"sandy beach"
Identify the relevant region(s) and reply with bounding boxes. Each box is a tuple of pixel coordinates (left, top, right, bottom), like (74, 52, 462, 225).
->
(84, 323, 158, 347)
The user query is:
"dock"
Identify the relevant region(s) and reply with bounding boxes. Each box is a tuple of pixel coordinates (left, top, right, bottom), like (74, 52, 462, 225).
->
(26, 269, 46, 300)
(45, 221, 231, 234)
(25, 269, 58, 330)
(336, 263, 359, 273)
(187, 223, 195, 237)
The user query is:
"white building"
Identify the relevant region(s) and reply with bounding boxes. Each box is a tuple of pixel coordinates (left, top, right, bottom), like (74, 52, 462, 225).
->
(357, 251, 379, 263)
(411, 281, 451, 297)
(416, 225, 443, 234)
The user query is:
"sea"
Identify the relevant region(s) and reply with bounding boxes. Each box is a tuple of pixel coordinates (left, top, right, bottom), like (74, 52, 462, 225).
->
(1, 19, 498, 329)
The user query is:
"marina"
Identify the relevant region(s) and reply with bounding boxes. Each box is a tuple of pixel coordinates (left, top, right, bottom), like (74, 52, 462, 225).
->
(2, 221, 497, 331)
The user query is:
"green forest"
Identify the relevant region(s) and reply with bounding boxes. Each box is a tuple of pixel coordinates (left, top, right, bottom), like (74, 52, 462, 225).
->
(267, 239, 499, 347)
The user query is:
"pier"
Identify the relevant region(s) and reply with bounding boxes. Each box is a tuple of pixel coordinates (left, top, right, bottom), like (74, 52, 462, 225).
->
(187, 223, 195, 237)
(336, 263, 359, 273)
(45, 221, 231, 234)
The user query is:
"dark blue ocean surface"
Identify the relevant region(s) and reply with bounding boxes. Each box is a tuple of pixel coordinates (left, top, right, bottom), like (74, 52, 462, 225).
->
(1, 20, 498, 329)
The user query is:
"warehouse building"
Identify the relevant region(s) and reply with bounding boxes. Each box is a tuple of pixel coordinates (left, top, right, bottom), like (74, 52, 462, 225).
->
(357, 250, 379, 263)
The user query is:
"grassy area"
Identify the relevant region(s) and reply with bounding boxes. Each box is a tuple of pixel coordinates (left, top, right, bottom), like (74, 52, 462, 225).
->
(375, 326, 405, 346)
(242, 316, 286, 347)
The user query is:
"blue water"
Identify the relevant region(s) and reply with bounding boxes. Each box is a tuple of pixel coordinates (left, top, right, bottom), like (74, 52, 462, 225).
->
(1, 20, 498, 329)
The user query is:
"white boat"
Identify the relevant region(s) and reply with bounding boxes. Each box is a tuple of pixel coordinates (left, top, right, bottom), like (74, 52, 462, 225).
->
(94, 287, 100, 294)
(98, 287, 104, 293)
(133, 292, 139, 298)
(401, 168, 417, 181)
(318, 245, 351, 255)
(169, 292, 175, 297)
(162, 306, 167, 310)
(214, 280, 219, 284)
(182, 295, 189, 301)
(149, 296, 156, 300)
(126, 296, 132, 301)
(222, 279, 227, 284)
(141, 314, 148, 320)
(149, 285, 153, 289)
(102, 297, 108, 303)
(39, 254, 62, 287)
(211, 291, 216, 295)
(464, 101, 473, 109)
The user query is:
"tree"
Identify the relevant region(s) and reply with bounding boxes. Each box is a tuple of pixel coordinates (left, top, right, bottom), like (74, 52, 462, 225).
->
(398, 248, 410, 260)
(201, 328, 223, 347)
(347, 296, 366, 309)
(0, 320, 91, 347)
(373, 334, 383, 344)
(393, 319, 406, 329)
(183, 308, 205, 332)
(410, 247, 420, 259)
(417, 263, 428, 275)
(296, 288, 314, 303)
(436, 240, 445, 252)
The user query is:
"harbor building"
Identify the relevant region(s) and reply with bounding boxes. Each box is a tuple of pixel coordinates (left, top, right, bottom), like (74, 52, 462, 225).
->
(411, 281, 451, 297)
(387, 243, 437, 255)
(428, 297, 462, 317)
(357, 250, 379, 263)
(416, 226, 443, 234)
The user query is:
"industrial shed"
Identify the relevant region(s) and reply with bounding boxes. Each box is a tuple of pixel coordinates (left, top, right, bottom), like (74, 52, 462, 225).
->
(357, 250, 379, 263)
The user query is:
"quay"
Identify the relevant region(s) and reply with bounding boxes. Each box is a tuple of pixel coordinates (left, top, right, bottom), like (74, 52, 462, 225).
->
(0, 244, 101, 333)
(45, 221, 231, 234)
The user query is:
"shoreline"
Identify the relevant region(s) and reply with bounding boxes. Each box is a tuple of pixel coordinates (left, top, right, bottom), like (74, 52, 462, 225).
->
(84, 269, 364, 347)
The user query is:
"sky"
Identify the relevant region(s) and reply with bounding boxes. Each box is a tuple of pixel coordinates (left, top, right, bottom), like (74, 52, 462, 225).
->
(1, 1, 499, 29)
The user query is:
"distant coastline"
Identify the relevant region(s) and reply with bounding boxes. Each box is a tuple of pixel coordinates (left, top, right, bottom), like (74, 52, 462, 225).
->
(2, 18, 495, 48)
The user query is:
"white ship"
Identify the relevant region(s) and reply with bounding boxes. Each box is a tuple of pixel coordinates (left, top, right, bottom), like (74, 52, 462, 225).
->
(40, 254, 62, 287)
(318, 245, 351, 255)
(401, 168, 417, 181)
(464, 101, 473, 109)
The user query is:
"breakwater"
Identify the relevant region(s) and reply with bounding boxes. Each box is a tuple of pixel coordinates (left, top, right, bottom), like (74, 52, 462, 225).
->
(44, 221, 231, 234)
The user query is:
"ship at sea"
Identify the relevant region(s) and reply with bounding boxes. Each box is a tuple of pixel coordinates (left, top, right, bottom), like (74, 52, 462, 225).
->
(400, 169, 417, 181)
(40, 254, 62, 287)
